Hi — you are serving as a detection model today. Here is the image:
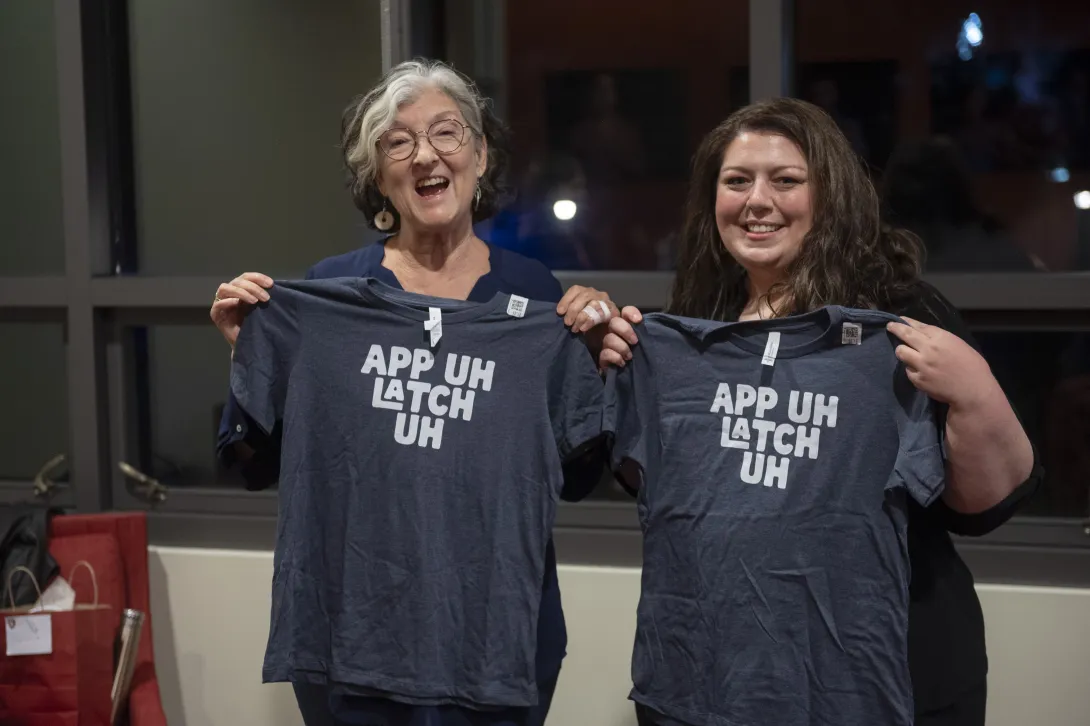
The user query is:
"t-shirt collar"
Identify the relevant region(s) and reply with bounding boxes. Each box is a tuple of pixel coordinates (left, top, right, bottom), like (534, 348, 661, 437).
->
(355, 277, 509, 323)
(654, 306, 849, 360)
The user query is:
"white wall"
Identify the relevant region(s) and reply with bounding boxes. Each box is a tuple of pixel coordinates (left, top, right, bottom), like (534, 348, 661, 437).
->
(149, 547, 1090, 726)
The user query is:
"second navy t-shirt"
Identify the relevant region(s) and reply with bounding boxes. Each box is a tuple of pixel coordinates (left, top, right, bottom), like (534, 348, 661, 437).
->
(605, 306, 946, 726)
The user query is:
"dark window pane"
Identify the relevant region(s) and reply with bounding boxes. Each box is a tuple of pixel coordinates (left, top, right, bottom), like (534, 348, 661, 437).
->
(439, 1, 749, 270)
(128, 0, 382, 277)
(974, 329, 1090, 518)
(129, 324, 242, 488)
(796, 1, 1090, 272)
(0, 2, 65, 275)
(0, 323, 67, 480)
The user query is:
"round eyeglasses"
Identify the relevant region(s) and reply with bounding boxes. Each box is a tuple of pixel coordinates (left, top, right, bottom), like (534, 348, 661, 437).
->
(378, 118, 474, 161)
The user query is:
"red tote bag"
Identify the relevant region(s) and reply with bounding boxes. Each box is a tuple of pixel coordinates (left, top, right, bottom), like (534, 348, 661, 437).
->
(0, 563, 117, 726)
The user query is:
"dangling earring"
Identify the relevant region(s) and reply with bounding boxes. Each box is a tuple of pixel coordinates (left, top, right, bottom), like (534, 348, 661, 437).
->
(473, 181, 482, 211)
(374, 198, 394, 231)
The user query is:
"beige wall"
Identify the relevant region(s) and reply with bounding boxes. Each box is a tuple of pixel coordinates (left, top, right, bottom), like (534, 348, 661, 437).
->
(148, 546, 1090, 726)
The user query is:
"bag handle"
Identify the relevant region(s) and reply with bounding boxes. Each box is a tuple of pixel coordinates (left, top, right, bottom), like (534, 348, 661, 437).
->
(67, 560, 100, 607)
(4, 566, 44, 609)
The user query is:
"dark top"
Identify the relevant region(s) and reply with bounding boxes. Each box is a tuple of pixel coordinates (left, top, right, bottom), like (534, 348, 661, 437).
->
(231, 278, 604, 707)
(217, 243, 599, 713)
(605, 307, 946, 725)
(895, 283, 1043, 713)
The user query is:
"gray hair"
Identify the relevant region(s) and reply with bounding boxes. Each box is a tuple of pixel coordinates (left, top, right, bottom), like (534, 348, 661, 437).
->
(340, 58, 511, 230)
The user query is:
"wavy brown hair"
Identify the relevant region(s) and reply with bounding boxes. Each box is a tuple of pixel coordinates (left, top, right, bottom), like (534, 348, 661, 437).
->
(668, 98, 922, 321)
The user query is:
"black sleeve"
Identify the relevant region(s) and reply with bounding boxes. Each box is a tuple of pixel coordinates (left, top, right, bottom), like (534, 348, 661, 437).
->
(559, 443, 609, 503)
(894, 282, 1044, 536)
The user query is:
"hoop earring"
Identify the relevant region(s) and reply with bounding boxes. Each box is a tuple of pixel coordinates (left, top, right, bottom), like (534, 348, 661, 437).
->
(374, 198, 395, 231)
(473, 182, 481, 211)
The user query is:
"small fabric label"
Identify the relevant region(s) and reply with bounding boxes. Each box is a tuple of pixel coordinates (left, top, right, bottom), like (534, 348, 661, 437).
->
(761, 331, 781, 366)
(425, 307, 442, 347)
(841, 322, 862, 345)
(5, 614, 52, 656)
(507, 295, 528, 318)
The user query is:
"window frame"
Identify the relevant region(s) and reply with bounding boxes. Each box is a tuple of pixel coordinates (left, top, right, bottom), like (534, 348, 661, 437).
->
(1, 0, 1086, 586)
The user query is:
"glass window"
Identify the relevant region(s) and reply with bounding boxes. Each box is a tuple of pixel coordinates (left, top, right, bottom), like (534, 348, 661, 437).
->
(973, 329, 1090, 518)
(0, 1, 65, 275)
(127, 0, 383, 277)
(435, 1, 749, 271)
(0, 323, 68, 481)
(795, 0, 1090, 272)
(123, 324, 240, 488)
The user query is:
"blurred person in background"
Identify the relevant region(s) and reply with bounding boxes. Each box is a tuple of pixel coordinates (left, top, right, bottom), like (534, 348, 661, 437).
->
(881, 136, 1043, 272)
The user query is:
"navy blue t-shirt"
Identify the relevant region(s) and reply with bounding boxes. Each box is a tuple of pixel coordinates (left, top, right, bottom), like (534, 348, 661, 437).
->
(231, 278, 605, 708)
(216, 242, 590, 721)
(605, 307, 946, 726)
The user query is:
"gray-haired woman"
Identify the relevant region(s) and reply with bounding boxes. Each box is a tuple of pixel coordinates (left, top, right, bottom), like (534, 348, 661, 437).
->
(210, 59, 630, 726)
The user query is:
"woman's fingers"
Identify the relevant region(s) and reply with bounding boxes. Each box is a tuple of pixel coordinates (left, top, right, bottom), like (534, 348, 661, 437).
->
(232, 278, 270, 302)
(216, 282, 262, 305)
(238, 272, 274, 289)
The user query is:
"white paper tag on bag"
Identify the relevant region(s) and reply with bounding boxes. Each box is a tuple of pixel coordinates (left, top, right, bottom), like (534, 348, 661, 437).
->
(841, 322, 862, 345)
(506, 295, 528, 318)
(761, 331, 781, 366)
(424, 307, 442, 347)
(5, 614, 52, 656)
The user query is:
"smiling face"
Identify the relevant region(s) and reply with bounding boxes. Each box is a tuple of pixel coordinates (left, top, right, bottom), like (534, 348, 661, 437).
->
(715, 131, 814, 285)
(376, 86, 487, 234)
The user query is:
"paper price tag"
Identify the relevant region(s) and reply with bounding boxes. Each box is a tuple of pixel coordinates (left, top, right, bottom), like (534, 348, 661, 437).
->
(841, 322, 862, 345)
(5, 614, 52, 656)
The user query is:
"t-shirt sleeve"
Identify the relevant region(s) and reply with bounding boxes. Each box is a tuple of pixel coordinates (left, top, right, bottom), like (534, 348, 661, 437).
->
(602, 325, 654, 473)
(547, 331, 606, 461)
(230, 286, 302, 434)
(890, 359, 946, 506)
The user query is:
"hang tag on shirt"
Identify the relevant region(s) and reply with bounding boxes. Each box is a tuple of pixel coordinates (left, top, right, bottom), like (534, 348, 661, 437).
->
(506, 295, 528, 318)
(424, 307, 442, 347)
(761, 331, 781, 366)
(841, 322, 862, 345)
(5, 614, 52, 656)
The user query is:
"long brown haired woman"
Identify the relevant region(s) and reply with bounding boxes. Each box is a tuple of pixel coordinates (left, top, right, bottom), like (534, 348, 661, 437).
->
(601, 98, 1039, 726)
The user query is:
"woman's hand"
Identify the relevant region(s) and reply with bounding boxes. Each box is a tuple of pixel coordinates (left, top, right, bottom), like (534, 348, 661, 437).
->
(210, 272, 273, 347)
(886, 316, 998, 410)
(556, 285, 620, 334)
(556, 287, 643, 368)
(598, 307, 643, 370)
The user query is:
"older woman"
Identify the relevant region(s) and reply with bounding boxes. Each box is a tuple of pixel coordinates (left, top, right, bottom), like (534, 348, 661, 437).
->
(601, 99, 1040, 726)
(211, 59, 617, 726)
